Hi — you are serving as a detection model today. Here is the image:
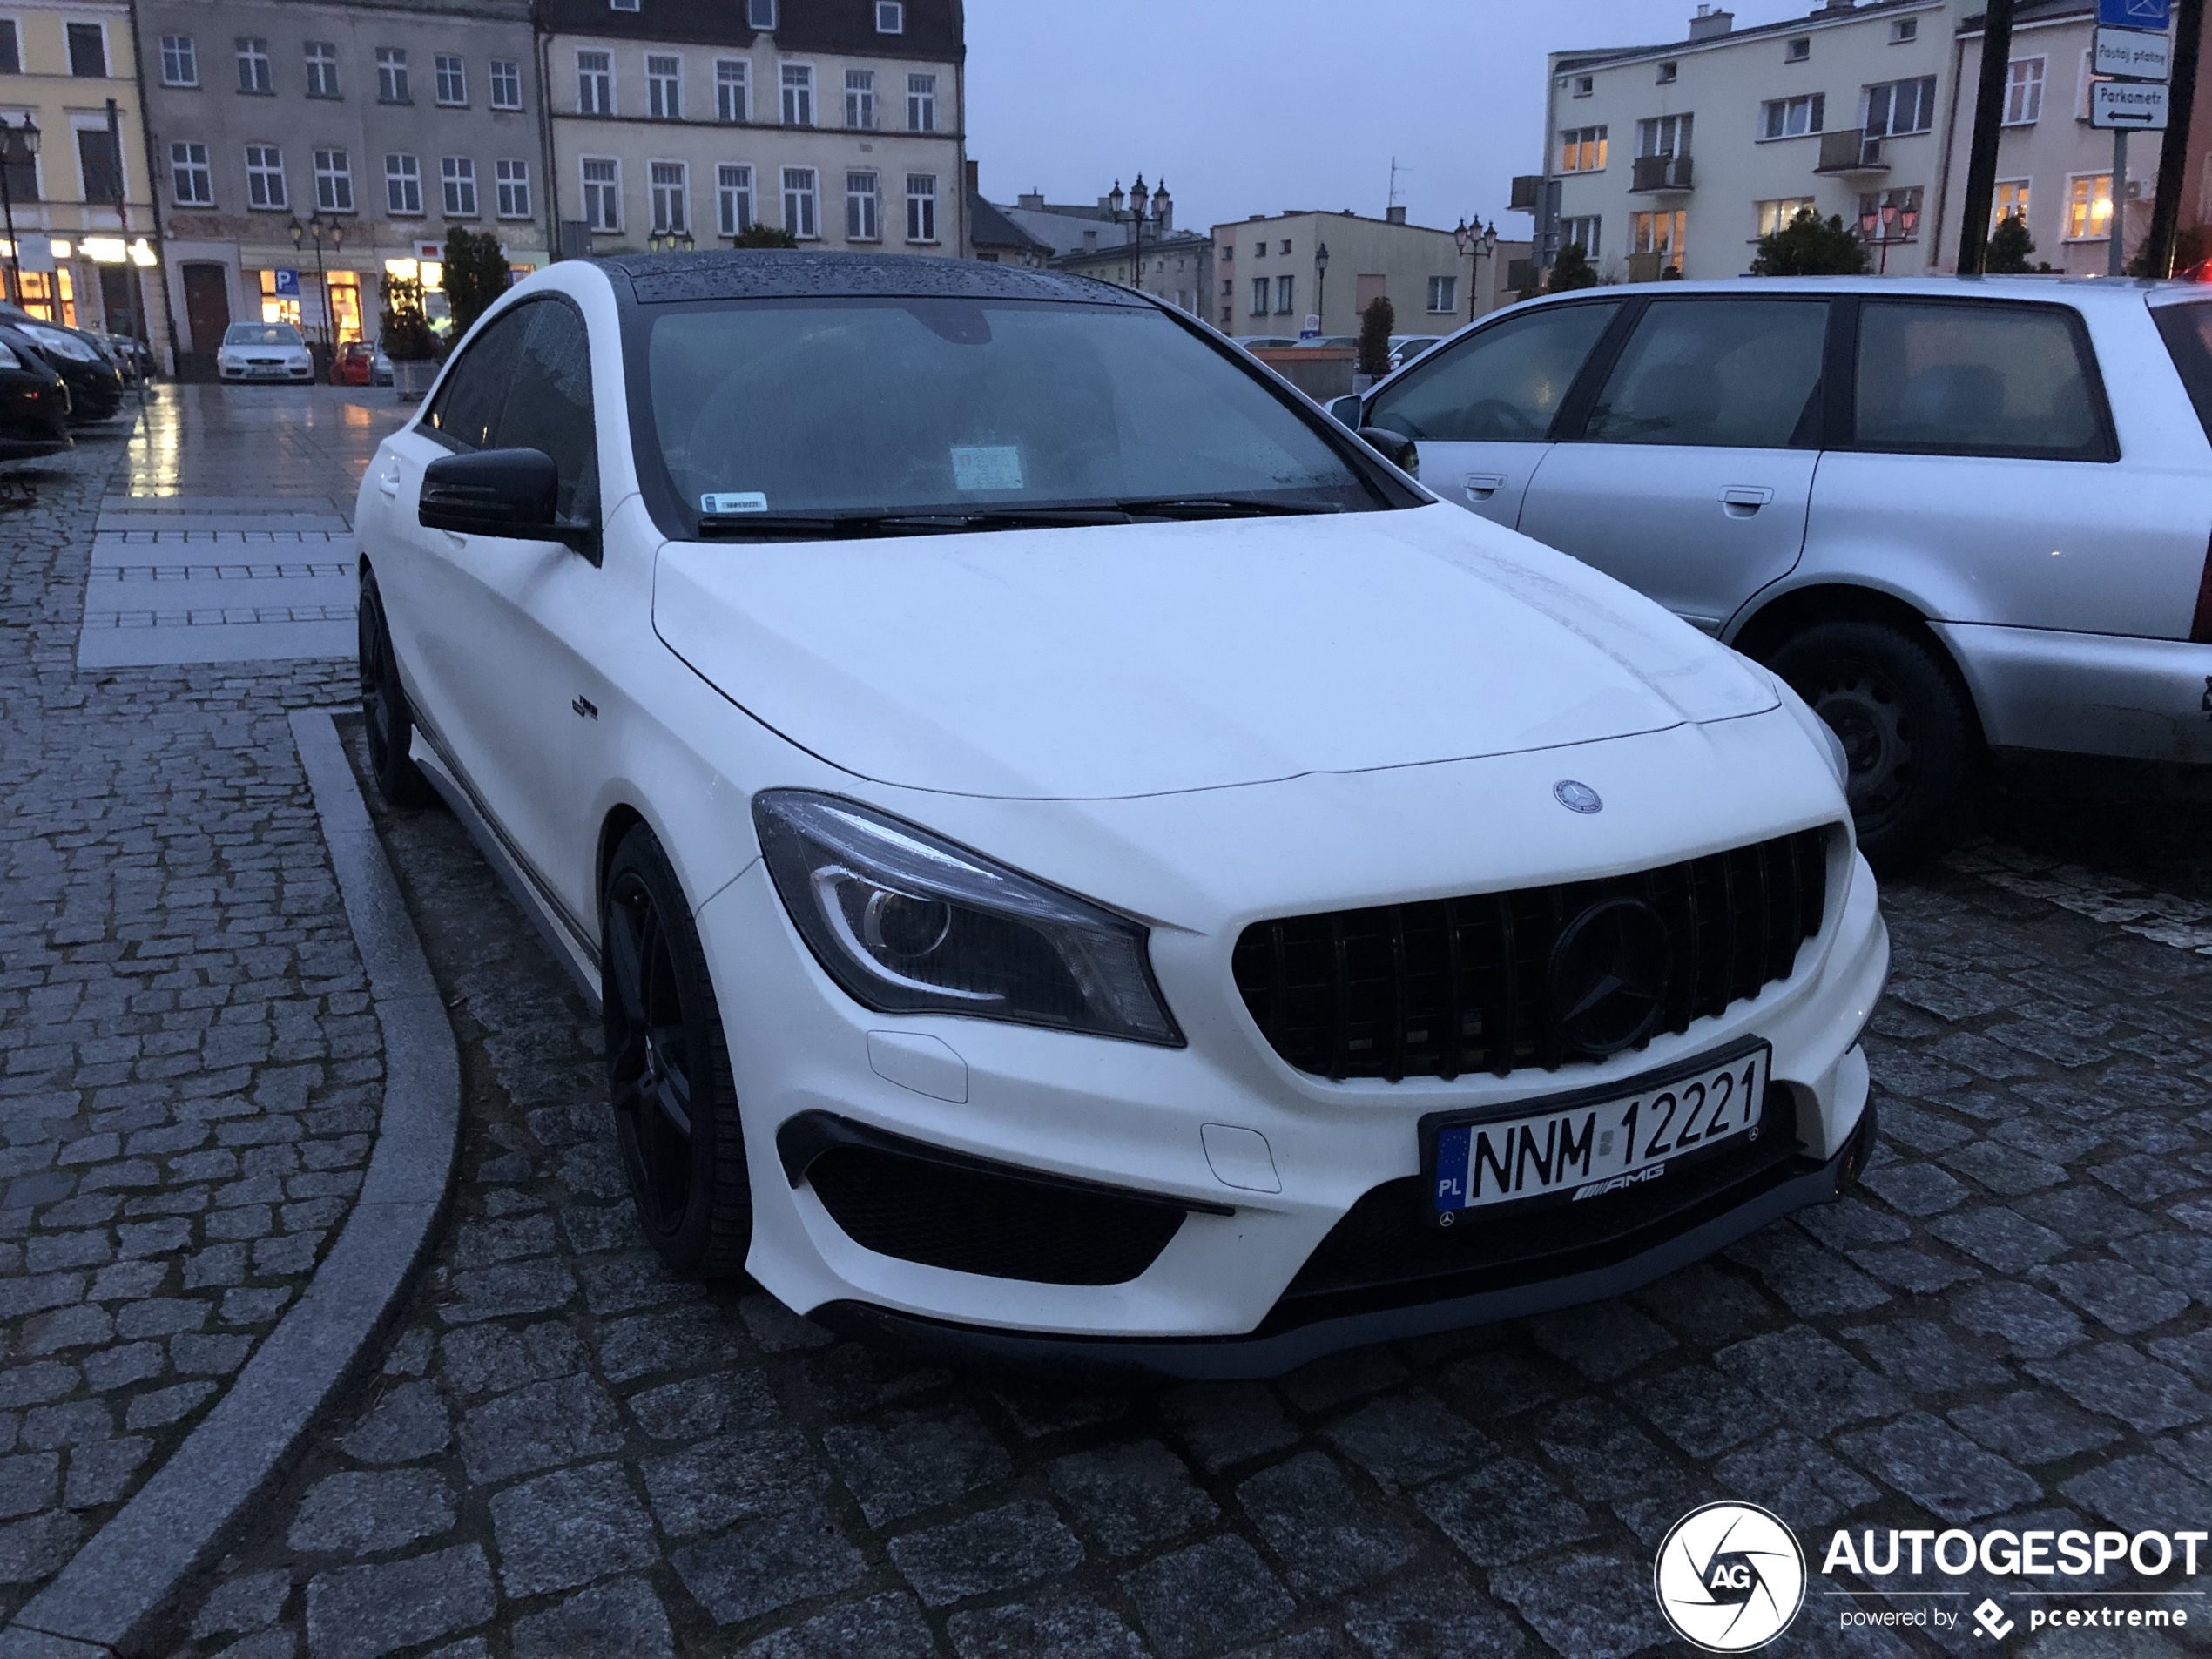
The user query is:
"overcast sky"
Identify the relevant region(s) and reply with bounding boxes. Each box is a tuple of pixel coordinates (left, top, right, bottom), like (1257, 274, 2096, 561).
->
(966, 1, 1817, 236)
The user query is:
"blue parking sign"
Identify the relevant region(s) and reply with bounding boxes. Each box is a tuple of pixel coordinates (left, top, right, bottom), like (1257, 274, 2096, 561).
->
(2100, 0, 2170, 31)
(273, 268, 300, 297)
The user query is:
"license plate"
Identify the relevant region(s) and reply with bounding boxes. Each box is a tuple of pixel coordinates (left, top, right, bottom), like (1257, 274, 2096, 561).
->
(1425, 1042, 1769, 1224)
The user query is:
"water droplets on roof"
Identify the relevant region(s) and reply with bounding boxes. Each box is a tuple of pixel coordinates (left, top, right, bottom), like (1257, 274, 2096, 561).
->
(601, 250, 1149, 307)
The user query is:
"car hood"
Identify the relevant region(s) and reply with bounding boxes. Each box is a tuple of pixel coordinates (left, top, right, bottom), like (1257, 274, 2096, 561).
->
(651, 502, 1780, 801)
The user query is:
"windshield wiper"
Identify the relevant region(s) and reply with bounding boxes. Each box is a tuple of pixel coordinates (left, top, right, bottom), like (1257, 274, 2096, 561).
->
(694, 507, 1134, 539)
(1109, 496, 1342, 521)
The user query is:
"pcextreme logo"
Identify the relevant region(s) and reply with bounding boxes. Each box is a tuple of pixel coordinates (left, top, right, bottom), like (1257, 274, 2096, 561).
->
(1654, 1502, 1807, 1652)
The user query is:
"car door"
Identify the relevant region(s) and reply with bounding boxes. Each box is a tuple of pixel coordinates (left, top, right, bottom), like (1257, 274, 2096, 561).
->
(1361, 298, 1625, 529)
(1516, 295, 1830, 631)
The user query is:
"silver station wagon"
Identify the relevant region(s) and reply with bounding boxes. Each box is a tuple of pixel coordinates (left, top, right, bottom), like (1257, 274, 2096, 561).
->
(1333, 278, 2212, 867)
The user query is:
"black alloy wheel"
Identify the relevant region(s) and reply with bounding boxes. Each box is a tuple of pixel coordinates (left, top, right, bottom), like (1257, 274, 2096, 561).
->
(357, 570, 437, 807)
(603, 826, 752, 1278)
(1769, 619, 1979, 873)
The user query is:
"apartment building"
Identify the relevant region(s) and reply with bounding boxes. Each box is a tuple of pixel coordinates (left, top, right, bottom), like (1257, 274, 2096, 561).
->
(1000, 179, 1211, 314)
(538, 0, 965, 259)
(0, 0, 167, 358)
(1210, 208, 1518, 340)
(134, 0, 544, 368)
(1536, 0, 1966, 283)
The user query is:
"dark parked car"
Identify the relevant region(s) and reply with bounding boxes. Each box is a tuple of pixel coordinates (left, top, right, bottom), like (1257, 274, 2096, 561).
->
(0, 328, 73, 462)
(0, 306, 124, 422)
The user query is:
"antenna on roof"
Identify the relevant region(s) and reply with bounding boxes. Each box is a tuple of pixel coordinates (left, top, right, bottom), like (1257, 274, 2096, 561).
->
(1387, 157, 1406, 214)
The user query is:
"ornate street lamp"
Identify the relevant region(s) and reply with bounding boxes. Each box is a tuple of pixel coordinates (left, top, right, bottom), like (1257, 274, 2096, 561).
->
(1109, 175, 1170, 296)
(647, 227, 696, 253)
(0, 116, 41, 312)
(1313, 240, 1329, 336)
(288, 211, 343, 358)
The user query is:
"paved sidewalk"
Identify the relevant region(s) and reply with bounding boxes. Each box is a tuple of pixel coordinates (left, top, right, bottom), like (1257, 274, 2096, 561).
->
(0, 389, 405, 1622)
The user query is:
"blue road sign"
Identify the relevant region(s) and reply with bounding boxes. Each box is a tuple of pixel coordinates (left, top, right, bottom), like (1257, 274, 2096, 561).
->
(273, 268, 300, 297)
(2100, 0, 2171, 32)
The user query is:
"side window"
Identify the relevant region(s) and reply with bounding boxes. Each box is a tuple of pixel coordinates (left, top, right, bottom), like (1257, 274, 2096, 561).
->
(1582, 299, 1827, 449)
(422, 310, 527, 450)
(1368, 301, 1620, 442)
(2153, 301, 2212, 444)
(1853, 300, 2110, 460)
(496, 301, 598, 523)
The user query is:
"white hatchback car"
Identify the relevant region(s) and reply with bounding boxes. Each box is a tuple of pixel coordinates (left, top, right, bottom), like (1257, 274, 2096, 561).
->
(354, 253, 1887, 1376)
(216, 321, 314, 382)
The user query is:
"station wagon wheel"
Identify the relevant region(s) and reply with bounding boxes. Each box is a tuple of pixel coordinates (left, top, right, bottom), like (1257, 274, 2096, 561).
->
(356, 569, 436, 808)
(1770, 619, 1978, 873)
(603, 826, 752, 1278)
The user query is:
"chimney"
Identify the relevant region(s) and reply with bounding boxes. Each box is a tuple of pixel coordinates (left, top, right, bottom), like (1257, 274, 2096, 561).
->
(1386, 205, 1407, 225)
(965, 159, 979, 192)
(1688, 4, 1733, 39)
(1017, 190, 1044, 209)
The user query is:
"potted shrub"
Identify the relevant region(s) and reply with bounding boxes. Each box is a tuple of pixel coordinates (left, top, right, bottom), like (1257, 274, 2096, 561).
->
(380, 271, 439, 401)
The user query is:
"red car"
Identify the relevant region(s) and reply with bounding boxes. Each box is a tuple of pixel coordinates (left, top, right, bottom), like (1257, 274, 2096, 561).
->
(331, 341, 389, 386)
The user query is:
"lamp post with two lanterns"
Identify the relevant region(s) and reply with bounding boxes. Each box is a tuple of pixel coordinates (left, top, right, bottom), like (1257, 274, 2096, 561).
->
(0, 115, 40, 312)
(647, 227, 695, 253)
(1858, 196, 1920, 275)
(1453, 217, 1499, 323)
(1107, 175, 1172, 299)
(287, 211, 345, 367)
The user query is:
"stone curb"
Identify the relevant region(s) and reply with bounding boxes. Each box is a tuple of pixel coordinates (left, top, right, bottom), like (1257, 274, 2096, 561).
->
(1, 709, 462, 1657)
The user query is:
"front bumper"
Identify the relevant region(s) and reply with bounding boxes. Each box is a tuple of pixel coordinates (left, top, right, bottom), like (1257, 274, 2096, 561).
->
(700, 825, 1888, 1374)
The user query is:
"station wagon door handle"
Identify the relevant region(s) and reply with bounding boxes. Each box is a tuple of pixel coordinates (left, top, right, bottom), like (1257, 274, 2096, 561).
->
(1720, 486, 1774, 516)
(1466, 472, 1507, 502)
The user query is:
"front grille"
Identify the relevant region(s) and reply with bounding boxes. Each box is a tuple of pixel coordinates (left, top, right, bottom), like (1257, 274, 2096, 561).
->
(1231, 827, 1831, 1082)
(807, 1143, 1185, 1286)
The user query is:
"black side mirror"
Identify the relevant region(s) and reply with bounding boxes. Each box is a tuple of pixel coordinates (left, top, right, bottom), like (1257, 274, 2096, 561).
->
(1358, 427, 1419, 476)
(420, 448, 593, 553)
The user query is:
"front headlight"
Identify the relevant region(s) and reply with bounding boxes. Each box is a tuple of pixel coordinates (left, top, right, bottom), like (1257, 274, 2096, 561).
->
(22, 325, 95, 363)
(754, 791, 1182, 1045)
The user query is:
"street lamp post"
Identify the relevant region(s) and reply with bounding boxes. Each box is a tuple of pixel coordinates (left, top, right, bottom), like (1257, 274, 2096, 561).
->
(0, 116, 40, 313)
(647, 227, 695, 253)
(287, 212, 346, 364)
(1453, 219, 1496, 323)
(1106, 176, 1170, 299)
(1858, 198, 1921, 276)
(1313, 240, 1329, 336)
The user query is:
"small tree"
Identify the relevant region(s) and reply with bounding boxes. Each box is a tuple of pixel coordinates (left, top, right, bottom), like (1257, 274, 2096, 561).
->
(1356, 295, 1395, 377)
(442, 226, 510, 344)
(1984, 211, 2038, 274)
(1545, 241, 1600, 293)
(1750, 209, 1870, 276)
(378, 272, 436, 361)
(732, 222, 799, 249)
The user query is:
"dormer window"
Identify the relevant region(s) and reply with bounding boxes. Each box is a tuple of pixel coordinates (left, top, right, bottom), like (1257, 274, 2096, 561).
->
(749, 0, 777, 30)
(876, 1, 904, 31)
(1785, 37, 1809, 62)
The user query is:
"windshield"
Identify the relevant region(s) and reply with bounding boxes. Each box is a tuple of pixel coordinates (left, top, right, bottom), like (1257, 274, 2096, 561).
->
(224, 324, 302, 347)
(640, 297, 1396, 533)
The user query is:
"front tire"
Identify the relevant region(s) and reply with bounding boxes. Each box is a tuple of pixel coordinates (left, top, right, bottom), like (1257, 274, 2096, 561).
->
(358, 570, 436, 808)
(603, 826, 753, 1278)
(1769, 619, 1979, 872)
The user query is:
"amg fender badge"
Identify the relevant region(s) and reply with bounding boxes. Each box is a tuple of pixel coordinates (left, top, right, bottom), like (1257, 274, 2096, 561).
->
(1554, 779, 1602, 815)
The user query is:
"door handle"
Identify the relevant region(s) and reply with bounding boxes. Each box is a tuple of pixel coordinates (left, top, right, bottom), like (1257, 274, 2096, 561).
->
(1465, 472, 1507, 502)
(377, 460, 401, 498)
(1720, 486, 1774, 516)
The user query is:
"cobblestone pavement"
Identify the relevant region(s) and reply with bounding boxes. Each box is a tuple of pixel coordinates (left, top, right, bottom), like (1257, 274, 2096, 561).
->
(0, 388, 405, 1623)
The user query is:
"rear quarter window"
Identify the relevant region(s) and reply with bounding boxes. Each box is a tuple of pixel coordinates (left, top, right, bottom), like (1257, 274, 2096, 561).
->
(2153, 301, 2212, 445)
(1851, 300, 2114, 462)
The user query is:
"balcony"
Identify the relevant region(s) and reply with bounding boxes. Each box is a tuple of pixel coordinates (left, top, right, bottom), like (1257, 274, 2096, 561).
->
(1509, 174, 1543, 212)
(1816, 128, 1887, 174)
(1629, 153, 1694, 193)
(1626, 251, 1678, 282)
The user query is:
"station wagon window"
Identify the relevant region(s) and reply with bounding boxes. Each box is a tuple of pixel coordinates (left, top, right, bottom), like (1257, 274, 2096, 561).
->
(1367, 300, 1621, 442)
(1583, 299, 1827, 449)
(1851, 300, 2111, 461)
(2152, 302, 2212, 445)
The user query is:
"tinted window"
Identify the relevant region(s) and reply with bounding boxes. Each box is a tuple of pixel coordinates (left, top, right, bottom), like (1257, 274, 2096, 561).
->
(496, 302, 597, 521)
(1369, 301, 1619, 442)
(1853, 300, 2109, 459)
(222, 323, 302, 346)
(1583, 299, 1826, 449)
(2154, 302, 2212, 445)
(424, 309, 528, 451)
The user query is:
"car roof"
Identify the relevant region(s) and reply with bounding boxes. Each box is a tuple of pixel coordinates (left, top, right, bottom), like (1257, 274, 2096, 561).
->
(1511, 274, 2212, 311)
(596, 248, 1150, 308)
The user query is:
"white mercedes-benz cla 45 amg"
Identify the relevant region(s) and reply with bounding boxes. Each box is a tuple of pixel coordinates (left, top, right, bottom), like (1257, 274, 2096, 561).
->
(354, 253, 1888, 1378)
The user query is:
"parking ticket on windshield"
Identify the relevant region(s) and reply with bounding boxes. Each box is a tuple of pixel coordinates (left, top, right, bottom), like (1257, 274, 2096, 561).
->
(952, 446, 1024, 491)
(701, 492, 768, 514)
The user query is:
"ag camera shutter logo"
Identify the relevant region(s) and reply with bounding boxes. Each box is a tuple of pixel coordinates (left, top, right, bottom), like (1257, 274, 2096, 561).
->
(1655, 1501, 1806, 1651)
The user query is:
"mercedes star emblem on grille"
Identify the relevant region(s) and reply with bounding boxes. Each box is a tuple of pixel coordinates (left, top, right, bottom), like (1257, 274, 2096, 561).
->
(1554, 779, 1603, 814)
(1548, 896, 1673, 1055)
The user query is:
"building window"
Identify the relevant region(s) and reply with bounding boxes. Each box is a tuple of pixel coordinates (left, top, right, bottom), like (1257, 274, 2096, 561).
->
(1891, 19, 1918, 42)
(2004, 58, 2044, 125)
(161, 35, 197, 87)
(717, 59, 748, 122)
(435, 55, 466, 105)
(1560, 213, 1602, 258)
(236, 37, 271, 93)
(647, 54, 680, 118)
(877, 1, 904, 31)
(376, 48, 409, 104)
(66, 22, 105, 77)
(583, 157, 620, 231)
(241, 143, 285, 209)
(782, 165, 818, 237)
(1656, 60, 1677, 84)
(846, 169, 879, 239)
(905, 172, 936, 241)
(749, 0, 778, 28)
(489, 59, 523, 110)
(1759, 93, 1824, 139)
(1571, 74, 1594, 97)
(0, 21, 16, 75)
(846, 69, 876, 129)
(1864, 75, 1936, 138)
(1559, 125, 1608, 172)
(1631, 208, 1686, 271)
(171, 141, 212, 205)
(1637, 112, 1692, 157)
(304, 42, 338, 97)
(314, 148, 352, 212)
(1784, 36, 1809, 62)
(1249, 277, 1268, 314)
(907, 72, 936, 132)
(2067, 173, 2112, 239)
(384, 152, 422, 215)
(1992, 179, 2030, 231)
(441, 156, 477, 217)
(650, 160, 687, 233)
(717, 164, 753, 233)
(781, 64, 813, 125)
(495, 158, 529, 218)
(577, 51, 612, 115)
(1275, 274, 1295, 314)
(1755, 198, 1817, 238)
(1426, 274, 1457, 314)
(1279, 239, 1291, 254)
